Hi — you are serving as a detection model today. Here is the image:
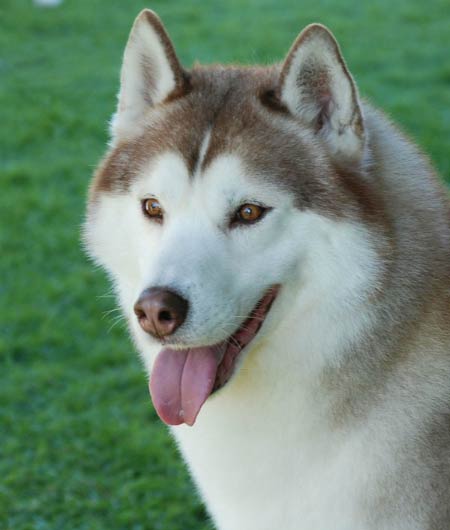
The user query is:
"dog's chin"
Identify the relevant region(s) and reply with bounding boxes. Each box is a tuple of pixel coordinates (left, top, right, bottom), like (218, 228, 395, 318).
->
(148, 286, 280, 426)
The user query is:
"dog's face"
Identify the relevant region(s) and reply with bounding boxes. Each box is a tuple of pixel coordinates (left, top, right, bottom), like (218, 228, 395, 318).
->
(84, 10, 383, 425)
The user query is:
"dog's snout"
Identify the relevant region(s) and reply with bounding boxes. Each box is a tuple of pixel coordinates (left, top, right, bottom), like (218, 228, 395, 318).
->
(134, 287, 188, 338)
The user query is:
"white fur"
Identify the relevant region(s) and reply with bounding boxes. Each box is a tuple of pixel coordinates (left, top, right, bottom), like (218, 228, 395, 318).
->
(85, 149, 391, 529)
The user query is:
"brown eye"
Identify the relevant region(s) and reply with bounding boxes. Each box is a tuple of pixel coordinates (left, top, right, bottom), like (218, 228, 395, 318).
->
(142, 198, 163, 222)
(232, 203, 268, 226)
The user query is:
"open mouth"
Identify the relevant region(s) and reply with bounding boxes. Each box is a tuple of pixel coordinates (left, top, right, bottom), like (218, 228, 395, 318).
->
(149, 286, 279, 426)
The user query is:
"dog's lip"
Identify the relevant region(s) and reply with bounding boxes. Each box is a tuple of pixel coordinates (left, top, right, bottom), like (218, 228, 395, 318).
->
(160, 286, 280, 356)
(212, 285, 280, 392)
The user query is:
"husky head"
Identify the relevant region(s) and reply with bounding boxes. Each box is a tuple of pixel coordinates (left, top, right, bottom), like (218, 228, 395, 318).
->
(84, 10, 384, 426)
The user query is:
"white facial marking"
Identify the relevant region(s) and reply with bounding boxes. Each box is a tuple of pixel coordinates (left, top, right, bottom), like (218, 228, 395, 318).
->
(85, 149, 381, 375)
(193, 128, 212, 178)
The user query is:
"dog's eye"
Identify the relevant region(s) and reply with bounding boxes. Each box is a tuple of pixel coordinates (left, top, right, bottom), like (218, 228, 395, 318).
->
(231, 203, 268, 227)
(142, 198, 164, 222)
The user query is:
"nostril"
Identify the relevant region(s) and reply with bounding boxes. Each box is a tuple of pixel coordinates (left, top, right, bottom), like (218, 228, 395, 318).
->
(158, 309, 173, 322)
(134, 306, 146, 320)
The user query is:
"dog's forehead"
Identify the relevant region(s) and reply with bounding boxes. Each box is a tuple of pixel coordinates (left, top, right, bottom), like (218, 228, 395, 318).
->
(91, 65, 335, 211)
(135, 149, 282, 207)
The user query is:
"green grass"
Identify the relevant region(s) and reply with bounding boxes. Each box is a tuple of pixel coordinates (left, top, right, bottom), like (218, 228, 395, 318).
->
(1, 0, 449, 528)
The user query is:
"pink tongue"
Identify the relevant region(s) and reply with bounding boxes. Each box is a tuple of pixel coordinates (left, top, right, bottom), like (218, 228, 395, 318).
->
(149, 345, 224, 426)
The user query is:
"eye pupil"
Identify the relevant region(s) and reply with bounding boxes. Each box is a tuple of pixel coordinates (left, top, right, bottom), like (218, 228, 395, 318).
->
(240, 204, 261, 221)
(143, 198, 163, 222)
(232, 203, 267, 227)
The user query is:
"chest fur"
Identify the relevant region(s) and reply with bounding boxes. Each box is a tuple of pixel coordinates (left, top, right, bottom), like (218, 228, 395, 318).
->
(171, 377, 382, 530)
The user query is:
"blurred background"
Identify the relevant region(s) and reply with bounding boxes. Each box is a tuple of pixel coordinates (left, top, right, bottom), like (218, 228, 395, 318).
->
(1, 0, 449, 528)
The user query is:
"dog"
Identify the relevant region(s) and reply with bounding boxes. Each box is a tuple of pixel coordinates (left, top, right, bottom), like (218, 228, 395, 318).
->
(83, 9, 450, 529)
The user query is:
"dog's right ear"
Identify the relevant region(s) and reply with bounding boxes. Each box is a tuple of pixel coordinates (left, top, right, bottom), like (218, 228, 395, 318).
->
(110, 9, 187, 141)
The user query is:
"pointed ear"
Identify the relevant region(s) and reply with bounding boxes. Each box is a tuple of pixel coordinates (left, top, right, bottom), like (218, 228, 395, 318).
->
(279, 24, 365, 163)
(111, 9, 188, 140)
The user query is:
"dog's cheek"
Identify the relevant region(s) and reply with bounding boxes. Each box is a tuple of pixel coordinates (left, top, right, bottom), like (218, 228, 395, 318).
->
(231, 209, 308, 292)
(88, 193, 166, 292)
(85, 194, 134, 273)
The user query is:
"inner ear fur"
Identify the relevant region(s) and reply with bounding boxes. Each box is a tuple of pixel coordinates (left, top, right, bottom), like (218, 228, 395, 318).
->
(279, 24, 365, 163)
(111, 9, 189, 140)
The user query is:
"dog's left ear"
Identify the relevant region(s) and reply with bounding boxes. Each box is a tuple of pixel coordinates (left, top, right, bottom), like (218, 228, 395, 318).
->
(111, 9, 188, 140)
(279, 24, 365, 164)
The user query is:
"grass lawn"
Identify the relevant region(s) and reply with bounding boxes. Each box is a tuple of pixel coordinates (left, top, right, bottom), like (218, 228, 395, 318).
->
(1, 0, 449, 528)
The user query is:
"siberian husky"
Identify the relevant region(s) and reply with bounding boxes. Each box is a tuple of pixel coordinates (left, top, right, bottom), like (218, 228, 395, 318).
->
(84, 9, 450, 530)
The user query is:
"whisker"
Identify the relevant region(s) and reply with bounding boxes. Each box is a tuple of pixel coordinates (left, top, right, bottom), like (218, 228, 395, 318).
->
(219, 321, 263, 335)
(107, 314, 126, 334)
(227, 335, 242, 350)
(96, 288, 116, 300)
(228, 315, 266, 322)
(213, 325, 241, 351)
(101, 307, 122, 320)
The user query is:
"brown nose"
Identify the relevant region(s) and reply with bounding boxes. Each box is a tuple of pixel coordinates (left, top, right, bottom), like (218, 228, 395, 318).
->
(133, 287, 188, 338)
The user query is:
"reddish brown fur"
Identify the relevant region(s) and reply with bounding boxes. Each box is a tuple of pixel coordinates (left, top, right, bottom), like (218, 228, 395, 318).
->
(90, 64, 385, 233)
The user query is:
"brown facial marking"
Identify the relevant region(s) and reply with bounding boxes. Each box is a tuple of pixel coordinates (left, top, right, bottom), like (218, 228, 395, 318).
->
(90, 63, 387, 231)
(259, 88, 289, 114)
